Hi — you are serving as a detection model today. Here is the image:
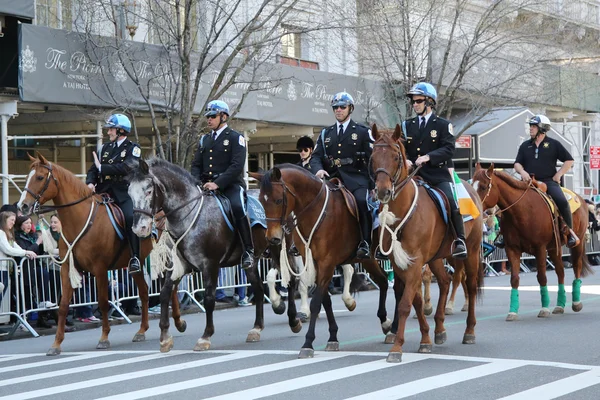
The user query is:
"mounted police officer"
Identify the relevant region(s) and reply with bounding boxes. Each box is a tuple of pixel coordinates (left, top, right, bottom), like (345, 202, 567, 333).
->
(296, 136, 315, 171)
(311, 92, 373, 259)
(404, 82, 467, 259)
(190, 100, 254, 268)
(86, 113, 143, 274)
(495, 114, 578, 248)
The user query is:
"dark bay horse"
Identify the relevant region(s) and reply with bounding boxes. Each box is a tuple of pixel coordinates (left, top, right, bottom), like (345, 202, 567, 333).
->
(472, 164, 592, 320)
(17, 153, 184, 355)
(370, 125, 484, 363)
(128, 158, 304, 352)
(250, 165, 396, 358)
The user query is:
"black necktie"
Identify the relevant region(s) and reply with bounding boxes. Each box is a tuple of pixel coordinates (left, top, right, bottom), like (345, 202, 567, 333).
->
(338, 124, 344, 136)
(419, 117, 426, 133)
(212, 131, 217, 141)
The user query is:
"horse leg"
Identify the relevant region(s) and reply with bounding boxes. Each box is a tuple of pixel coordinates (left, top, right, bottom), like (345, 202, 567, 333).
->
(341, 264, 356, 311)
(547, 248, 566, 314)
(47, 268, 74, 356)
(299, 265, 329, 359)
(428, 259, 450, 345)
(245, 261, 265, 342)
(171, 279, 187, 333)
(361, 259, 391, 333)
(568, 243, 584, 312)
(287, 275, 302, 334)
(422, 265, 433, 316)
(131, 272, 149, 342)
(321, 289, 339, 351)
(297, 278, 310, 322)
(95, 273, 112, 349)
(534, 248, 551, 318)
(412, 287, 432, 353)
(462, 252, 479, 344)
(505, 247, 522, 321)
(445, 262, 461, 315)
(159, 273, 177, 353)
(413, 268, 424, 320)
(387, 266, 421, 363)
(385, 276, 403, 345)
(460, 270, 469, 312)
(194, 267, 217, 351)
(266, 267, 285, 315)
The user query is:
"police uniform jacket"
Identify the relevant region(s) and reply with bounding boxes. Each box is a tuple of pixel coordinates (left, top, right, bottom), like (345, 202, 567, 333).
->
(190, 126, 246, 189)
(515, 136, 573, 181)
(403, 113, 455, 185)
(310, 119, 373, 192)
(296, 158, 312, 172)
(86, 138, 141, 203)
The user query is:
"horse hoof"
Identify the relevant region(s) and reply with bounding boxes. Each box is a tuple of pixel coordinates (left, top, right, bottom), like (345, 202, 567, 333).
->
(96, 340, 110, 350)
(132, 333, 146, 342)
(160, 336, 174, 353)
(552, 307, 565, 315)
(444, 307, 454, 315)
(572, 302, 583, 312)
(384, 333, 396, 344)
(461, 304, 468, 312)
(386, 352, 402, 363)
(297, 312, 309, 323)
(506, 312, 518, 321)
(291, 320, 302, 334)
(176, 320, 187, 333)
(193, 339, 211, 351)
(345, 299, 357, 312)
(462, 334, 476, 344)
(418, 344, 432, 353)
(46, 347, 61, 356)
(537, 308, 551, 318)
(272, 301, 286, 315)
(434, 331, 447, 345)
(424, 305, 433, 316)
(381, 318, 393, 335)
(298, 348, 314, 359)
(325, 341, 339, 351)
(246, 328, 261, 343)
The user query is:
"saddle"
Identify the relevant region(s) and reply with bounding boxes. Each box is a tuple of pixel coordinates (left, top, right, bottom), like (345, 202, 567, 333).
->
(99, 194, 126, 240)
(414, 178, 450, 225)
(209, 191, 235, 232)
(210, 191, 268, 232)
(327, 178, 359, 221)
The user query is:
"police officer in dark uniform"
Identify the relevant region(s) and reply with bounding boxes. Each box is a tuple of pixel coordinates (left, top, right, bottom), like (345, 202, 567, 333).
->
(86, 114, 143, 274)
(310, 92, 373, 258)
(495, 114, 578, 248)
(190, 100, 254, 268)
(296, 136, 314, 171)
(404, 82, 467, 259)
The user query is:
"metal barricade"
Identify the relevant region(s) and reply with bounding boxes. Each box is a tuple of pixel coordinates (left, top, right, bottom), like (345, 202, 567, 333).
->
(0, 257, 38, 338)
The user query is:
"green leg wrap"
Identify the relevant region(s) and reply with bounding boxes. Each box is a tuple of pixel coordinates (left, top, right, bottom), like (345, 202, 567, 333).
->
(540, 286, 550, 308)
(509, 288, 519, 313)
(572, 279, 582, 303)
(557, 283, 567, 308)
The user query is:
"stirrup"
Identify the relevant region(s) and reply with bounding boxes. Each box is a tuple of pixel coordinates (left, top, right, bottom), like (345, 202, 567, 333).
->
(567, 230, 580, 248)
(451, 239, 467, 259)
(241, 250, 254, 269)
(356, 241, 370, 259)
(128, 257, 142, 274)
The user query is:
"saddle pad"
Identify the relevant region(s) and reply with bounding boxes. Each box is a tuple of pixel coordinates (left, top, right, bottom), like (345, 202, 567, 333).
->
(212, 193, 235, 232)
(103, 202, 125, 240)
(247, 196, 267, 229)
(420, 182, 449, 225)
(540, 188, 581, 215)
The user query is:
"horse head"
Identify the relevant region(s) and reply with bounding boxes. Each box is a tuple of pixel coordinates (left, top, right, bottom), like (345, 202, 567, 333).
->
(370, 124, 408, 204)
(128, 158, 166, 238)
(472, 163, 499, 209)
(18, 152, 60, 215)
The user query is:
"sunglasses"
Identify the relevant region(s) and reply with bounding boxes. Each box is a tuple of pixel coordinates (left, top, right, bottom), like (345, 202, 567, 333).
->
(332, 105, 347, 110)
(206, 115, 218, 119)
(298, 148, 311, 153)
(411, 99, 426, 105)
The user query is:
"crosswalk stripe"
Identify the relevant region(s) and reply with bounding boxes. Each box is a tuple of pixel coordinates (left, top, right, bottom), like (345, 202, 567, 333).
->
(95, 353, 349, 400)
(497, 369, 600, 400)
(0, 351, 260, 400)
(0, 351, 186, 387)
(202, 354, 423, 400)
(0, 353, 116, 375)
(345, 360, 524, 399)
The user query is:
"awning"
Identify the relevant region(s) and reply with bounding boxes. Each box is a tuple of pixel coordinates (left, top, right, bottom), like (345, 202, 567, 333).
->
(0, 0, 34, 19)
(452, 107, 573, 164)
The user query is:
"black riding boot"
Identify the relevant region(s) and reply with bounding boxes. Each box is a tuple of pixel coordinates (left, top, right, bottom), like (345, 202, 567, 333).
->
(494, 233, 505, 249)
(450, 209, 468, 259)
(237, 217, 255, 268)
(356, 210, 372, 259)
(127, 229, 141, 274)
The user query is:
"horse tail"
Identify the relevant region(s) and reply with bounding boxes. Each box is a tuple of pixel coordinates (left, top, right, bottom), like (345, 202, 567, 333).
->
(580, 242, 594, 278)
(349, 269, 363, 295)
(477, 252, 485, 300)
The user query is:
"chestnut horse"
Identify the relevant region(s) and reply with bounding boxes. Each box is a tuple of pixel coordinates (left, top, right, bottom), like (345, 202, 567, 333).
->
(250, 165, 397, 358)
(472, 164, 592, 320)
(17, 153, 184, 355)
(370, 125, 484, 363)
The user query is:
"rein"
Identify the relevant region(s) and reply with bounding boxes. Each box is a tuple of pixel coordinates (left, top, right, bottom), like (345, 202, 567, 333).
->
(483, 171, 533, 217)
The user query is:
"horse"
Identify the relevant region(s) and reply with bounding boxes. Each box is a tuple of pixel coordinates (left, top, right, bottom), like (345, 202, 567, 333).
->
(250, 165, 397, 358)
(472, 164, 592, 320)
(16, 153, 184, 355)
(370, 124, 484, 363)
(416, 263, 467, 319)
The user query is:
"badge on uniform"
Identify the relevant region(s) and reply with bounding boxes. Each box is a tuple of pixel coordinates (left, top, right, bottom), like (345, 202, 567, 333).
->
(543, 142, 549, 148)
(325, 137, 331, 144)
(121, 150, 127, 157)
(223, 139, 229, 146)
(238, 136, 246, 147)
(351, 133, 358, 140)
(132, 147, 141, 157)
(430, 130, 437, 138)
(103, 152, 109, 158)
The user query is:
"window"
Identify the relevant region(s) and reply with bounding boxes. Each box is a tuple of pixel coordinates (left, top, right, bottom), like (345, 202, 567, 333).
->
(281, 25, 301, 59)
(36, 0, 72, 29)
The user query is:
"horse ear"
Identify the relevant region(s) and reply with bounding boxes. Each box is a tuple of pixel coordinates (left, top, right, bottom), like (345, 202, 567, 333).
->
(249, 172, 263, 182)
(475, 162, 482, 171)
(27, 153, 36, 162)
(271, 167, 282, 182)
(139, 158, 149, 174)
(393, 124, 403, 141)
(371, 124, 379, 140)
(487, 163, 494, 174)
(36, 152, 49, 165)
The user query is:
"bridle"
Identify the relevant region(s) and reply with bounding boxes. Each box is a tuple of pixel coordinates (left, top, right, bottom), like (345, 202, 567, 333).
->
(479, 170, 532, 216)
(370, 139, 421, 200)
(132, 178, 203, 222)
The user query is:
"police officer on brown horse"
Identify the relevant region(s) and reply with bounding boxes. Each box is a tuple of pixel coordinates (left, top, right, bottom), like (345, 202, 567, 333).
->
(191, 100, 254, 268)
(404, 82, 467, 259)
(311, 92, 373, 259)
(86, 113, 143, 274)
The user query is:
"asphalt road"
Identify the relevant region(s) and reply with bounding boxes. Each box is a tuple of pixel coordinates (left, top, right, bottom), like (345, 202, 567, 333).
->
(2, 266, 600, 399)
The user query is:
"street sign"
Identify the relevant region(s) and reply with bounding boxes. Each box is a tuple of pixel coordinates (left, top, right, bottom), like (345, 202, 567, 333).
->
(590, 146, 600, 170)
(455, 135, 472, 149)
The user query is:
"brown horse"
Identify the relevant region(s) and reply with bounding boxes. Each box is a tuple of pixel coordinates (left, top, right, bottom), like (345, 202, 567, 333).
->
(370, 124, 484, 363)
(17, 153, 184, 355)
(472, 164, 592, 320)
(250, 166, 397, 358)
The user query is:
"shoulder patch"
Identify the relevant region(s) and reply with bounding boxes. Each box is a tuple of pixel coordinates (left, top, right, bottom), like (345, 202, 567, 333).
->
(238, 135, 246, 147)
(132, 146, 141, 158)
(368, 129, 375, 142)
(448, 123, 454, 136)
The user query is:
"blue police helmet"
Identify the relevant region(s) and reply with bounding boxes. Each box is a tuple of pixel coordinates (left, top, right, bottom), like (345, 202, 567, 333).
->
(406, 82, 437, 104)
(103, 114, 131, 134)
(331, 92, 355, 108)
(204, 100, 230, 117)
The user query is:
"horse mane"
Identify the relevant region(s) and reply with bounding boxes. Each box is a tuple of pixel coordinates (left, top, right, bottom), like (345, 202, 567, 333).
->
(474, 169, 530, 190)
(31, 160, 93, 198)
(133, 157, 199, 192)
(260, 163, 321, 193)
